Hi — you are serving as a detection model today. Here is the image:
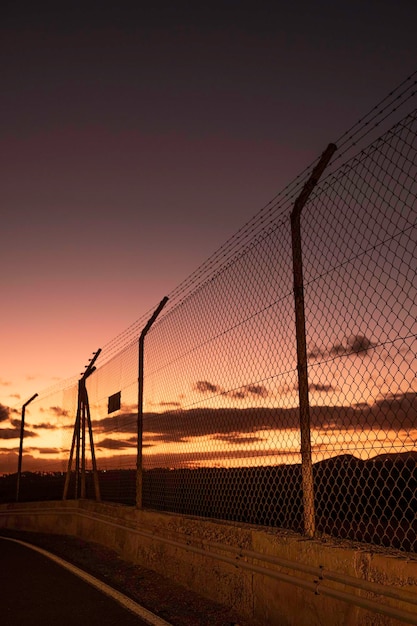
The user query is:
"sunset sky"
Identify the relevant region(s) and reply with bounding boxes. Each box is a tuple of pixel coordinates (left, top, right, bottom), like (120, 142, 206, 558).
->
(1, 0, 417, 413)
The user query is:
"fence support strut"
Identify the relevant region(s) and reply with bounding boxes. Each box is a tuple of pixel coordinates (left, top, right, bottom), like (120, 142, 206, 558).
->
(63, 349, 102, 501)
(291, 143, 337, 537)
(136, 296, 169, 508)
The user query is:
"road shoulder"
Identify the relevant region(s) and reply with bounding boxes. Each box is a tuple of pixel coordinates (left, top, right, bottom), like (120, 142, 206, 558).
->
(0, 529, 260, 626)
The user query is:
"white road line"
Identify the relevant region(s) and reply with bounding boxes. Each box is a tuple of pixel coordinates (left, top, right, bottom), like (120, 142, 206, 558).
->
(2, 537, 173, 626)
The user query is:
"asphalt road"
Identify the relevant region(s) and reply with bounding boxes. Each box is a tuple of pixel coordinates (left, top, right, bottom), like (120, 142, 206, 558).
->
(0, 537, 171, 626)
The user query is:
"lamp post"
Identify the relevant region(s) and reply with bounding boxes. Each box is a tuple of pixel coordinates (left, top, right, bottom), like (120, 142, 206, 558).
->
(16, 393, 38, 502)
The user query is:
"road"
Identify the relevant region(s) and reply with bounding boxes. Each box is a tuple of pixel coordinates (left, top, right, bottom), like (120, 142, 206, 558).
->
(0, 537, 171, 626)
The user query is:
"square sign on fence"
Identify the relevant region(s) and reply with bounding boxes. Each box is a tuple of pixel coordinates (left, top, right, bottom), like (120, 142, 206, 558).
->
(108, 391, 121, 414)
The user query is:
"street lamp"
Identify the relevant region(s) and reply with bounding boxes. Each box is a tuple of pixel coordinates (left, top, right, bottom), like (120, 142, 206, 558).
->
(16, 393, 38, 502)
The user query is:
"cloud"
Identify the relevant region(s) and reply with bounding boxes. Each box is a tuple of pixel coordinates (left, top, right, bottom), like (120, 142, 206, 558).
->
(310, 383, 335, 392)
(32, 423, 59, 430)
(194, 380, 220, 394)
(22, 429, 39, 439)
(246, 385, 269, 397)
(144, 432, 188, 445)
(195, 380, 270, 400)
(143, 407, 300, 443)
(93, 411, 137, 434)
(143, 447, 297, 470)
(0, 451, 66, 474)
(346, 335, 374, 354)
(97, 437, 136, 450)
(307, 347, 325, 359)
(314, 392, 417, 430)
(308, 334, 375, 360)
(49, 406, 70, 417)
(214, 433, 267, 444)
(9, 393, 21, 400)
(1, 393, 414, 473)
(0, 379, 11, 387)
(276, 382, 298, 395)
(329, 343, 346, 356)
(226, 385, 269, 400)
(1, 393, 415, 473)
(0, 419, 38, 439)
(141, 391, 417, 444)
(329, 335, 374, 356)
(158, 401, 181, 407)
(0, 404, 10, 422)
(0, 428, 20, 440)
(227, 391, 247, 399)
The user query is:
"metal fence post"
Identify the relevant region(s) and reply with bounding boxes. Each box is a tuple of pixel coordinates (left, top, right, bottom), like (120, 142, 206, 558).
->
(290, 143, 337, 537)
(137, 296, 169, 509)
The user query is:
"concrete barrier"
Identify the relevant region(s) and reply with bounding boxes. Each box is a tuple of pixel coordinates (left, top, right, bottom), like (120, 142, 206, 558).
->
(1, 500, 417, 626)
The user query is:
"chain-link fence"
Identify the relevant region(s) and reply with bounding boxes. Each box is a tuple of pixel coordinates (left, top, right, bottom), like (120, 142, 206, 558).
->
(140, 85, 417, 551)
(304, 109, 417, 551)
(82, 342, 138, 504)
(2, 73, 416, 554)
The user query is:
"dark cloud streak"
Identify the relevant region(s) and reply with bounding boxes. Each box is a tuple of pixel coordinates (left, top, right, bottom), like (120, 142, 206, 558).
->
(194, 381, 220, 394)
(0, 404, 10, 422)
(98, 437, 136, 451)
(310, 383, 335, 392)
(195, 379, 270, 400)
(308, 334, 375, 360)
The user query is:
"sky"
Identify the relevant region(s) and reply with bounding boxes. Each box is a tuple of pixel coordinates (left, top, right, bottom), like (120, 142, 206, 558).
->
(1, 0, 417, 412)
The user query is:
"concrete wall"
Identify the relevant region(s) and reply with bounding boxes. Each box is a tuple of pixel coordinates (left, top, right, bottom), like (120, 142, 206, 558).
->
(1, 500, 417, 626)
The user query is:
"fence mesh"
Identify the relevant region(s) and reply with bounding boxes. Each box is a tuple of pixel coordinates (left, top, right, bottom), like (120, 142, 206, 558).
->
(83, 342, 138, 503)
(140, 106, 417, 545)
(303, 109, 417, 550)
(142, 213, 304, 526)
(2, 73, 416, 554)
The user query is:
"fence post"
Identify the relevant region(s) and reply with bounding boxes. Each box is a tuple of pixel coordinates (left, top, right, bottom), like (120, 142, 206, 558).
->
(137, 296, 169, 509)
(290, 143, 337, 537)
